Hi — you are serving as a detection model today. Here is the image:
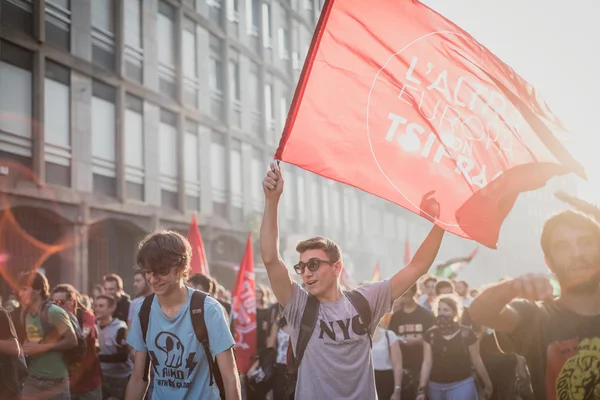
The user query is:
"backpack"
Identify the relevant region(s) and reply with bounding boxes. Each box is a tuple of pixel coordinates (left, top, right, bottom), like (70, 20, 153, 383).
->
(284, 290, 372, 400)
(21, 301, 87, 372)
(139, 290, 225, 399)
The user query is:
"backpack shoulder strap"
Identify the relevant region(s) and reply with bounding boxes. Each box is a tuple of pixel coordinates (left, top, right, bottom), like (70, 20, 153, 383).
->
(139, 293, 155, 344)
(40, 301, 55, 337)
(344, 290, 373, 347)
(291, 294, 319, 373)
(190, 290, 217, 386)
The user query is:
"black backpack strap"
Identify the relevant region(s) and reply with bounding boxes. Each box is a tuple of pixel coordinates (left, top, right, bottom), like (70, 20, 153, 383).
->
(190, 290, 216, 386)
(139, 293, 155, 382)
(290, 295, 319, 374)
(344, 290, 373, 347)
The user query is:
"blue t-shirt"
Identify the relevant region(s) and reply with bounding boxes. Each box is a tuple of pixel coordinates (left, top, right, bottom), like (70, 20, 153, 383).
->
(128, 288, 235, 399)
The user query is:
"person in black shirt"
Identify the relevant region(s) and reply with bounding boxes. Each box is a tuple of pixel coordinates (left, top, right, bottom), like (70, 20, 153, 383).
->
(0, 304, 22, 399)
(470, 210, 600, 400)
(389, 283, 434, 399)
(417, 295, 492, 400)
(103, 274, 131, 323)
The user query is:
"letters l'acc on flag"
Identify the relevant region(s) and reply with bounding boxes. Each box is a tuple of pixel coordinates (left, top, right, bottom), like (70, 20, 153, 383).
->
(275, 0, 585, 248)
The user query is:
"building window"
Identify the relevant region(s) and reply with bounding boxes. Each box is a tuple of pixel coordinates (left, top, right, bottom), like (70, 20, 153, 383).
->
(124, 94, 144, 200)
(184, 120, 200, 210)
(264, 82, 274, 141)
(297, 173, 305, 222)
(45, 0, 71, 51)
(250, 150, 263, 212)
(0, 0, 33, 36)
(0, 41, 33, 166)
(210, 132, 227, 217)
(279, 94, 288, 133)
(249, 62, 261, 136)
(91, 80, 116, 196)
(209, 35, 225, 121)
(284, 169, 295, 220)
(226, 0, 239, 36)
(124, 0, 143, 82)
(91, 0, 116, 72)
(230, 140, 243, 222)
(310, 179, 321, 226)
(228, 57, 241, 128)
(159, 109, 178, 208)
(207, 0, 223, 25)
(158, 1, 176, 98)
(44, 61, 71, 187)
(278, 27, 289, 60)
(183, 18, 200, 107)
(245, 0, 260, 36)
(261, 3, 272, 48)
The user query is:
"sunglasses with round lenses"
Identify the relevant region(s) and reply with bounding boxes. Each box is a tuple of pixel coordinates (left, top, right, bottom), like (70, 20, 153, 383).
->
(293, 258, 332, 275)
(143, 266, 171, 276)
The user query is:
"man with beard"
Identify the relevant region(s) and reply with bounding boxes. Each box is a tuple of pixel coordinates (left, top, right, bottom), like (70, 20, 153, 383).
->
(469, 210, 600, 400)
(128, 271, 153, 328)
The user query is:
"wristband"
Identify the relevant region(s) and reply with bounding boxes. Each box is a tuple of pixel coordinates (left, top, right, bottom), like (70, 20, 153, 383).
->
(417, 386, 426, 395)
(394, 385, 402, 390)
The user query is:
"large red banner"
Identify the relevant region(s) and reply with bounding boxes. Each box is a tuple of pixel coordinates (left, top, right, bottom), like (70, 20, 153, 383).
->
(231, 234, 257, 374)
(275, 0, 585, 248)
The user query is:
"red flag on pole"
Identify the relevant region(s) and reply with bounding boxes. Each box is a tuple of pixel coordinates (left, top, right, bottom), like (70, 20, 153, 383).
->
(275, 0, 584, 249)
(187, 214, 209, 276)
(404, 238, 412, 265)
(370, 262, 381, 282)
(231, 234, 257, 374)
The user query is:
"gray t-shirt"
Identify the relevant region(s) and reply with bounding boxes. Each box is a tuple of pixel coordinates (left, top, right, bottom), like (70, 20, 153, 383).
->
(284, 279, 392, 400)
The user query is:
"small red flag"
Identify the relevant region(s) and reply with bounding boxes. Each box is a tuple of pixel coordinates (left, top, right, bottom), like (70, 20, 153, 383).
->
(404, 238, 412, 265)
(275, 0, 584, 249)
(187, 214, 209, 276)
(370, 262, 381, 282)
(231, 234, 257, 374)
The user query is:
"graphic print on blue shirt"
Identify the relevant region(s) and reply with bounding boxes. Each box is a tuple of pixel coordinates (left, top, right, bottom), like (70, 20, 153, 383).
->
(127, 288, 235, 399)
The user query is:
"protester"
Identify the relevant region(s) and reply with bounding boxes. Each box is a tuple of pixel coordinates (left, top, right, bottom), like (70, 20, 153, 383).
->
(0, 301, 22, 400)
(128, 270, 152, 328)
(260, 162, 445, 399)
(469, 210, 600, 399)
(389, 283, 435, 399)
(416, 295, 492, 400)
(418, 275, 438, 312)
(435, 279, 455, 296)
(18, 271, 77, 400)
(454, 280, 472, 307)
(52, 284, 102, 400)
(372, 313, 403, 400)
(103, 274, 132, 323)
(125, 230, 241, 399)
(95, 294, 132, 400)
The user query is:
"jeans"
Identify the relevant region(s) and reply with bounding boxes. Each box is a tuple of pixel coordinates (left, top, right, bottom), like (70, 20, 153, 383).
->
(22, 375, 70, 400)
(427, 376, 478, 400)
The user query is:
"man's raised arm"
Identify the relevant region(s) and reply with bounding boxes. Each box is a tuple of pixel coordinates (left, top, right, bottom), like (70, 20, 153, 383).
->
(391, 225, 444, 300)
(260, 162, 293, 307)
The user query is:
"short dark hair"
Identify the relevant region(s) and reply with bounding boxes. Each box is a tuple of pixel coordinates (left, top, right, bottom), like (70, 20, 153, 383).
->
(136, 230, 192, 280)
(52, 284, 80, 302)
(541, 210, 600, 259)
(133, 270, 146, 279)
(423, 275, 437, 286)
(18, 271, 50, 300)
(96, 294, 116, 308)
(455, 280, 468, 289)
(296, 236, 342, 264)
(103, 274, 123, 290)
(435, 279, 454, 295)
(188, 273, 214, 294)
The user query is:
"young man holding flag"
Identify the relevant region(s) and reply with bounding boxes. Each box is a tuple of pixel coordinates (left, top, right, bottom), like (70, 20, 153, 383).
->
(260, 162, 445, 400)
(125, 230, 241, 400)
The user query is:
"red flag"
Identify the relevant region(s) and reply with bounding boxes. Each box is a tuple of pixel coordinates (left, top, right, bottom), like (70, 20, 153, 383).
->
(404, 238, 412, 265)
(370, 262, 381, 282)
(187, 214, 209, 275)
(231, 234, 257, 374)
(275, 0, 584, 249)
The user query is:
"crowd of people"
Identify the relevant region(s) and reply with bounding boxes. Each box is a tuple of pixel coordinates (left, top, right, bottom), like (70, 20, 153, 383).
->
(0, 163, 598, 400)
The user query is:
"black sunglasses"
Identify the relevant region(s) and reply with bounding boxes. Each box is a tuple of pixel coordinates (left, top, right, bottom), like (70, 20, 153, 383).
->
(293, 258, 333, 275)
(142, 266, 172, 276)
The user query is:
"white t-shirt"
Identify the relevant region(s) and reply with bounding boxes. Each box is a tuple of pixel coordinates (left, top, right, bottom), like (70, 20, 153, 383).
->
(372, 327, 398, 371)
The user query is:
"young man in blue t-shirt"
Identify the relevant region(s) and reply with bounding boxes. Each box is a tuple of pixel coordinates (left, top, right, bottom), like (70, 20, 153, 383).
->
(125, 230, 241, 400)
